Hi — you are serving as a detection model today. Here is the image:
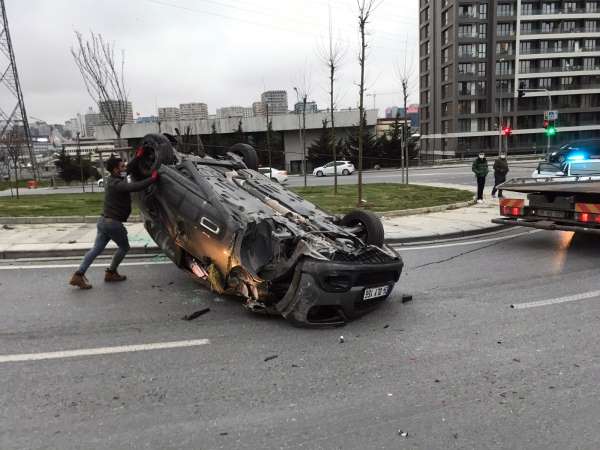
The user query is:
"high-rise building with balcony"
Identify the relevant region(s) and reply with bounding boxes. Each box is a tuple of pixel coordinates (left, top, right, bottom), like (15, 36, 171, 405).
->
(216, 106, 254, 119)
(419, 0, 600, 158)
(158, 107, 180, 122)
(98, 100, 134, 127)
(261, 90, 289, 115)
(179, 102, 208, 121)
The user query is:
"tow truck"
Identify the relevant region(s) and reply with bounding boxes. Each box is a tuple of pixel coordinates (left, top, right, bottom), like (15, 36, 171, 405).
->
(493, 159, 600, 234)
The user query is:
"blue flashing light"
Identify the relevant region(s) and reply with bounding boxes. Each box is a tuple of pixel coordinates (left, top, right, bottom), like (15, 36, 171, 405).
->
(567, 153, 586, 161)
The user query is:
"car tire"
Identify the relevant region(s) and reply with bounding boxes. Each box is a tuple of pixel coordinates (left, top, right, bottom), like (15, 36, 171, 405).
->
(342, 169, 350, 176)
(271, 177, 279, 183)
(132, 134, 177, 178)
(340, 209, 385, 247)
(316, 170, 324, 177)
(229, 143, 259, 171)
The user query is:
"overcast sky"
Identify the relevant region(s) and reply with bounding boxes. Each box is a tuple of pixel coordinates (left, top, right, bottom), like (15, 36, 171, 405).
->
(6, 0, 419, 124)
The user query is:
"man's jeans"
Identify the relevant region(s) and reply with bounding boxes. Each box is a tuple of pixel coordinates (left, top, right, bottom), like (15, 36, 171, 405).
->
(78, 217, 130, 274)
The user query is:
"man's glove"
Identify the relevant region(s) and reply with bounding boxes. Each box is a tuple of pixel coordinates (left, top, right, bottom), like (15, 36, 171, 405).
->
(151, 169, 159, 181)
(135, 147, 145, 158)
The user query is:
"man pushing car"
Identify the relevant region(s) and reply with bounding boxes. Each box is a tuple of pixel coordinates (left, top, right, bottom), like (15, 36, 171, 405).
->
(69, 153, 158, 289)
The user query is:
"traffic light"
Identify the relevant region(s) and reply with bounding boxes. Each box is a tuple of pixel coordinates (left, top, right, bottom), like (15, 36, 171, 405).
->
(544, 120, 557, 137)
(502, 126, 512, 137)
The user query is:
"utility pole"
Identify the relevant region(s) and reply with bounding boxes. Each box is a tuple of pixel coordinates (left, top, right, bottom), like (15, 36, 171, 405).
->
(0, 0, 38, 180)
(77, 132, 85, 192)
(302, 94, 307, 188)
(265, 103, 271, 174)
(517, 85, 553, 156)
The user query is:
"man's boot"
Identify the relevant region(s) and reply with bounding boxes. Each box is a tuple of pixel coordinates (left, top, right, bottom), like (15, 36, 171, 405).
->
(105, 269, 127, 282)
(70, 272, 92, 289)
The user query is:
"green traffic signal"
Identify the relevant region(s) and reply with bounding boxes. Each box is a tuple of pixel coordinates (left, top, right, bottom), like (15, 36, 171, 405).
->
(545, 125, 557, 137)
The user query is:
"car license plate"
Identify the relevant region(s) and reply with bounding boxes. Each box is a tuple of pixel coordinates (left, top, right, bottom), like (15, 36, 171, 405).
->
(363, 285, 389, 301)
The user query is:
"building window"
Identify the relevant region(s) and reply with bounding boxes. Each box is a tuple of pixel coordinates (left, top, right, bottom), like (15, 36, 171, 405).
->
(539, 78, 552, 89)
(478, 43, 487, 59)
(479, 3, 488, 19)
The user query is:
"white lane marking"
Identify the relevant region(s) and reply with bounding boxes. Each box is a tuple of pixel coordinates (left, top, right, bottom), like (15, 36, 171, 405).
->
(0, 339, 210, 364)
(511, 291, 600, 310)
(394, 230, 540, 251)
(0, 260, 172, 270)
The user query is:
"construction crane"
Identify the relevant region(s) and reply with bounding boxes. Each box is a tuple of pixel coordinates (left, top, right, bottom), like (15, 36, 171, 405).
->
(0, 0, 38, 179)
(366, 92, 403, 110)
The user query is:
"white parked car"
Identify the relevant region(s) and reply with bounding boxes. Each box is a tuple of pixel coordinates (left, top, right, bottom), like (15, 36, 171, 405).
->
(312, 161, 355, 177)
(258, 167, 288, 184)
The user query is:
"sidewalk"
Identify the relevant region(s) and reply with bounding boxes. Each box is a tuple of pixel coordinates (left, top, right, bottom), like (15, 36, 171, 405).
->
(0, 184, 519, 259)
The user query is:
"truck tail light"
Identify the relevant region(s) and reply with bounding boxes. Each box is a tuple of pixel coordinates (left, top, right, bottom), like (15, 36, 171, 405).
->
(499, 198, 525, 217)
(575, 212, 600, 224)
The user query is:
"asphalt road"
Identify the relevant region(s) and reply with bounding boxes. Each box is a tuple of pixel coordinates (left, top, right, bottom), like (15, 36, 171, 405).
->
(2, 228, 600, 449)
(0, 162, 539, 197)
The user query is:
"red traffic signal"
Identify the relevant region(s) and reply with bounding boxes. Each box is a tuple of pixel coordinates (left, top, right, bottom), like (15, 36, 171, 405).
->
(502, 126, 512, 137)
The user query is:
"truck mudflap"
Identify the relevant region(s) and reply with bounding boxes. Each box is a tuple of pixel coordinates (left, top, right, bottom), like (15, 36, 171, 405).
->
(492, 218, 600, 235)
(275, 256, 404, 328)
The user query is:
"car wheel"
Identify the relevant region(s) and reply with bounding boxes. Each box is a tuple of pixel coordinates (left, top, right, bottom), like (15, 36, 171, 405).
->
(132, 134, 177, 178)
(342, 169, 350, 176)
(271, 177, 279, 183)
(316, 170, 324, 177)
(229, 143, 259, 171)
(340, 209, 385, 247)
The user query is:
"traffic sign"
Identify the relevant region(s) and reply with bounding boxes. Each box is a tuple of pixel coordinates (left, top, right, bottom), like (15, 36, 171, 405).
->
(544, 110, 558, 121)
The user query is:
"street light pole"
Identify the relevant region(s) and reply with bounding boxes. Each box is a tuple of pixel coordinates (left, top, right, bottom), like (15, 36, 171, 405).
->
(77, 132, 85, 193)
(517, 86, 553, 156)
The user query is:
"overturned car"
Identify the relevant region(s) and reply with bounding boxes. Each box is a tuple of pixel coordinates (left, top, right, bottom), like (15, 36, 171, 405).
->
(128, 134, 404, 327)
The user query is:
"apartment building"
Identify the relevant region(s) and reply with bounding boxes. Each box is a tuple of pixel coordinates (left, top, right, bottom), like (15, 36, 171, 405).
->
(158, 107, 180, 122)
(261, 90, 289, 115)
(179, 102, 208, 121)
(420, 0, 600, 158)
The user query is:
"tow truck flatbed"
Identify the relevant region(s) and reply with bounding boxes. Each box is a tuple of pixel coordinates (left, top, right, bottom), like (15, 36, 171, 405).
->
(493, 175, 600, 234)
(499, 176, 600, 195)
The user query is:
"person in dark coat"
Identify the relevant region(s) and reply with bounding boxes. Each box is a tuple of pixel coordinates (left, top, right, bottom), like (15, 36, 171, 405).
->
(69, 155, 158, 289)
(472, 153, 489, 203)
(491, 153, 509, 198)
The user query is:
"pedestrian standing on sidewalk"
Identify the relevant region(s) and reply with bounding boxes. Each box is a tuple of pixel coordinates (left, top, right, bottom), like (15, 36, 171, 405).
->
(472, 153, 489, 203)
(69, 155, 158, 289)
(491, 153, 509, 199)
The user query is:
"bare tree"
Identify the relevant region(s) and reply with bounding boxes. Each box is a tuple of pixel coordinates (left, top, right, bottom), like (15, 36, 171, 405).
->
(318, 4, 346, 195)
(71, 31, 128, 141)
(396, 46, 415, 184)
(294, 73, 311, 188)
(356, 0, 380, 206)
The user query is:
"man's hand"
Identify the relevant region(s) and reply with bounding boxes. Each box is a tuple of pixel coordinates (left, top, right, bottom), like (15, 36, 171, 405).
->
(151, 169, 159, 181)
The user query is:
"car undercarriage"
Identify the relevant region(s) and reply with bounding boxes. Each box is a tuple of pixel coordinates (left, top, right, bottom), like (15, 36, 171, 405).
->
(128, 134, 404, 327)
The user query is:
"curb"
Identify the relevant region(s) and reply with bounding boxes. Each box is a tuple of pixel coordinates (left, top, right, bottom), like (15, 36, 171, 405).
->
(0, 215, 143, 225)
(0, 200, 476, 225)
(379, 199, 476, 218)
(384, 224, 509, 245)
(0, 245, 159, 260)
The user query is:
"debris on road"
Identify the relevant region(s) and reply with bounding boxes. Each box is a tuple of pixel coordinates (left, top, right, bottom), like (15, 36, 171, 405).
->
(398, 430, 408, 437)
(68, 240, 77, 244)
(339, 336, 345, 344)
(264, 355, 278, 362)
(383, 324, 390, 329)
(182, 308, 211, 321)
(402, 294, 413, 303)
(2, 224, 15, 230)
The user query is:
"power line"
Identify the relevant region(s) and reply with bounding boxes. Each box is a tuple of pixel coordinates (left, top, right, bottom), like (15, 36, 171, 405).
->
(141, 0, 414, 52)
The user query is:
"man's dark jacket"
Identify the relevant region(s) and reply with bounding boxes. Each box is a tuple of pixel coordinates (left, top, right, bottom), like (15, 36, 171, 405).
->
(103, 175, 154, 222)
(493, 158, 509, 177)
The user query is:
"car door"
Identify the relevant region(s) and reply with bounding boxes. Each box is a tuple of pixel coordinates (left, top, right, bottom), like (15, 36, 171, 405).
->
(323, 162, 334, 175)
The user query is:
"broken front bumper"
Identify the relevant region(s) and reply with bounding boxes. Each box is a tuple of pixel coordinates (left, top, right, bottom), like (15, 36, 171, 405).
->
(275, 256, 404, 327)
